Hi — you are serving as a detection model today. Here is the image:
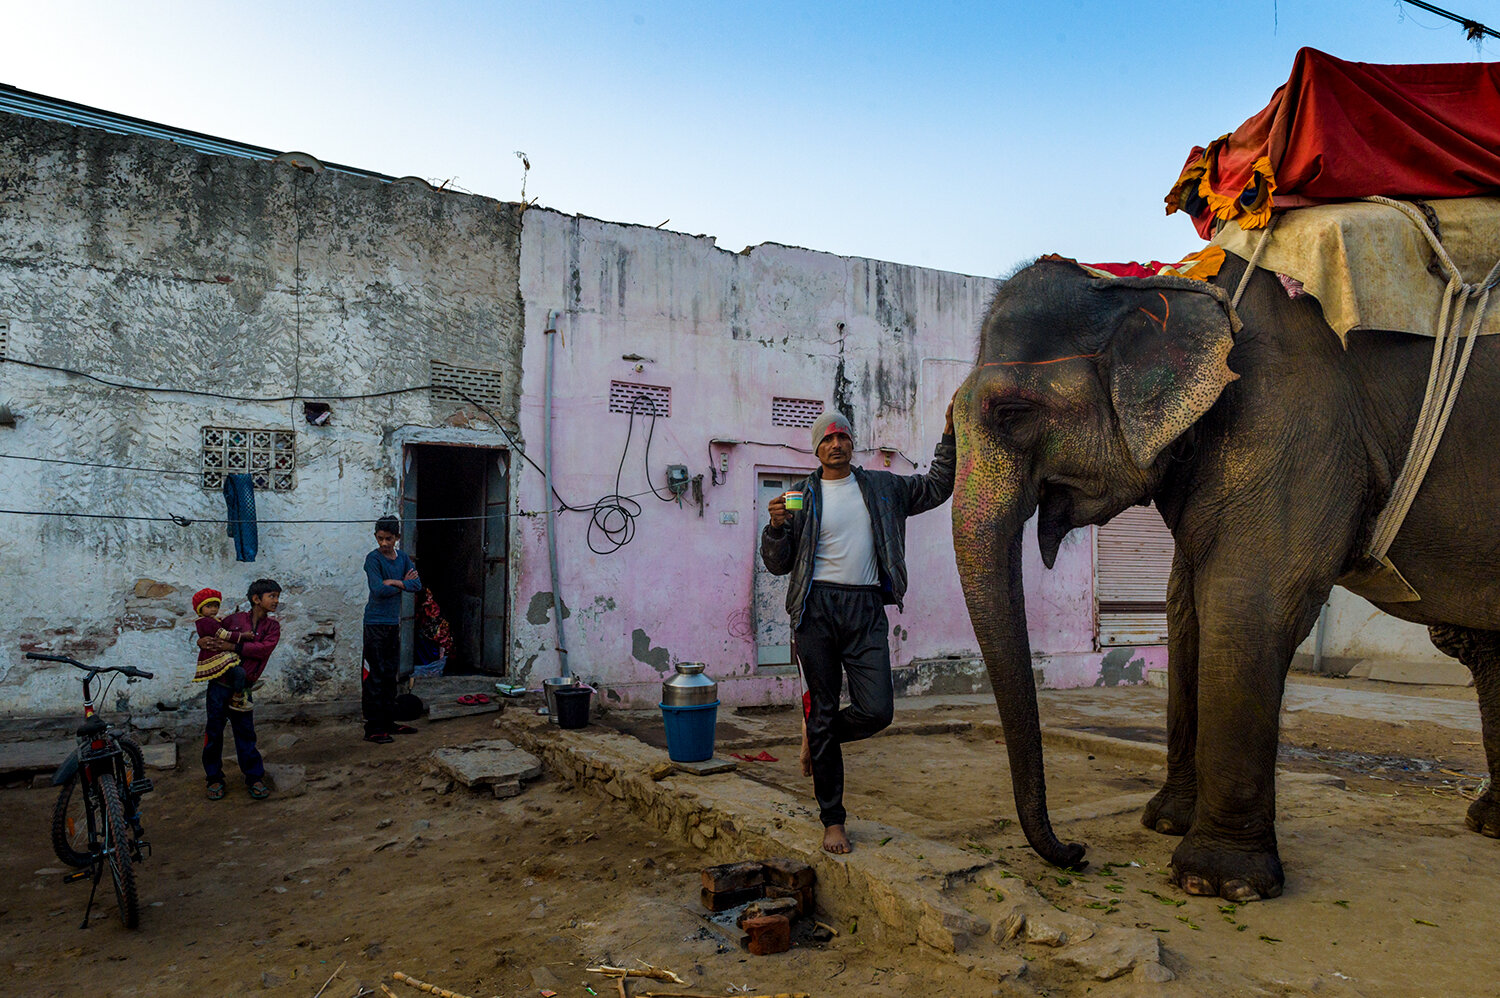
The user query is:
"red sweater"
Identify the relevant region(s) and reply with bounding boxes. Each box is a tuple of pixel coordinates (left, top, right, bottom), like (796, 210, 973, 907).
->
(220, 611, 281, 684)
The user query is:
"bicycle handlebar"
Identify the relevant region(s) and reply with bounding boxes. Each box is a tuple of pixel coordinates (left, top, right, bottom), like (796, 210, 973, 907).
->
(24, 652, 153, 680)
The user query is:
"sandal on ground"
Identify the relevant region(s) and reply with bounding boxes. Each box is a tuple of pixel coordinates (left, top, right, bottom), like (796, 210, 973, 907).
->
(364, 731, 394, 744)
(247, 780, 271, 800)
(205, 781, 226, 801)
(391, 724, 418, 735)
(456, 693, 491, 705)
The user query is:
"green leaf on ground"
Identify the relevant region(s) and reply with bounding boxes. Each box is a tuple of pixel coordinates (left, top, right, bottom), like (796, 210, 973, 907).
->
(1414, 918, 1438, 927)
(878, 836, 892, 846)
(1259, 935, 1281, 943)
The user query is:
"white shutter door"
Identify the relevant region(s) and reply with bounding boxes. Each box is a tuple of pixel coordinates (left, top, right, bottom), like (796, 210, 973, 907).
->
(1096, 504, 1174, 647)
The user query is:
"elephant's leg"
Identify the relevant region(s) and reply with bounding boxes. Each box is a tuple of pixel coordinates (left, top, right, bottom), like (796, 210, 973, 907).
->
(1169, 562, 1333, 903)
(1142, 549, 1198, 836)
(1429, 624, 1500, 836)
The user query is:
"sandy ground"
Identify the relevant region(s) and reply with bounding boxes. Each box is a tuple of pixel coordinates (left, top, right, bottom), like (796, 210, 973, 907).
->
(2, 675, 1497, 998)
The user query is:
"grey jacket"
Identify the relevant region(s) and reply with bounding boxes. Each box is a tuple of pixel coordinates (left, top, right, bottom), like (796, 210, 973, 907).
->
(759, 434, 956, 631)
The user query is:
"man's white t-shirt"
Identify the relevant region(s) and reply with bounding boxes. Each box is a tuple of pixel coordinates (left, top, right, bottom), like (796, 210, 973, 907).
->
(811, 474, 879, 586)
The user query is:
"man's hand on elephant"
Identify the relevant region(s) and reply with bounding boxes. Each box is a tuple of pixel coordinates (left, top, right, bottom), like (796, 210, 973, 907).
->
(768, 494, 788, 528)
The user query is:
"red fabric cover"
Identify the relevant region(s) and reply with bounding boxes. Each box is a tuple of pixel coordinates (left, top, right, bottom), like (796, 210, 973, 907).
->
(1167, 48, 1500, 239)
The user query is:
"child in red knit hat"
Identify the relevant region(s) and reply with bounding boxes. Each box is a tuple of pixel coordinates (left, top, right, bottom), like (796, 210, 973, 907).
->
(191, 589, 252, 710)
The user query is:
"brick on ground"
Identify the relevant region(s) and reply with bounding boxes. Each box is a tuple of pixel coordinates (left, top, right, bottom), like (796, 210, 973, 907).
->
(761, 856, 815, 888)
(764, 882, 815, 915)
(701, 860, 765, 893)
(743, 914, 791, 956)
(737, 896, 800, 928)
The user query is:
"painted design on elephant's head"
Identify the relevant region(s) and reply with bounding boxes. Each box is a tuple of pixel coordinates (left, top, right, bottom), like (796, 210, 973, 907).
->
(951, 257, 1239, 871)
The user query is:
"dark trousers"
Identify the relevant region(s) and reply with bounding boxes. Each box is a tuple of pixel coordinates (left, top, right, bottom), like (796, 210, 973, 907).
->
(796, 582, 895, 828)
(202, 681, 264, 785)
(362, 623, 400, 735)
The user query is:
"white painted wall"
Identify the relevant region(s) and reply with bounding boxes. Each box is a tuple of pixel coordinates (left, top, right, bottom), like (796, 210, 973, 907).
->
(0, 114, 525, 714)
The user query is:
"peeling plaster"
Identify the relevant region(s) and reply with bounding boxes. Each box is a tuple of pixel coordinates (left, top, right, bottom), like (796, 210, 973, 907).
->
(1095, 647, 1147, 687)
(525, 592, 571, 625)
(631, 628, 672, 672)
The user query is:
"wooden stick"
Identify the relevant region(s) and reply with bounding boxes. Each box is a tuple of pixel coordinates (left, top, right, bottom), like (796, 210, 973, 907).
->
(586, 965, 688, 985)
(380, 987, 400, 998)
(312, 961, 347, 998)
(390, 971, 477, 998)
(813, 920, 840, 937)
(616, 977, 629, 998)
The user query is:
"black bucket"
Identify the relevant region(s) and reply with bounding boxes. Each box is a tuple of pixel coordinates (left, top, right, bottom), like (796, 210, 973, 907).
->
(553, 686, 592, 729)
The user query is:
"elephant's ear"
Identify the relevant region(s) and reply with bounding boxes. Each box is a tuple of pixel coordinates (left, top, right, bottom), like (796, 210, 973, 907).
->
(1102, 277, 1240, 468)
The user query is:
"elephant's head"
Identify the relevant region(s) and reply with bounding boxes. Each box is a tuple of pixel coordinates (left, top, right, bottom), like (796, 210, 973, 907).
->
(953, 256, 1240, 868)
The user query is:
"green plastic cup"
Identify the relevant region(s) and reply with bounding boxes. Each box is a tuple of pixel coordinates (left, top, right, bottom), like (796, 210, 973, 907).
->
(783, 490, 804, 511)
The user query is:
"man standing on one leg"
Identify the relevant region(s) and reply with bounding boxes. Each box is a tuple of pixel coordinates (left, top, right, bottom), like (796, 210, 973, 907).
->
(761, 403, 955, 853)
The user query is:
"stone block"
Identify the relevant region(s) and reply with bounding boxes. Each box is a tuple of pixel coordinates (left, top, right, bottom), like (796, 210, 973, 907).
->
(764, 883, 814, 916)
(702, 860, 765, 893)
(429, 740, 542, 790)
(700, 885, 763, 912)
(1053, 926, 1161, 981)
(743, 914, 791, 956)
(139, 741, 177, 770)
(263, 763, 305, 797)
(671, 756, 738, 775)
(761, 856, 815, 889)
(737, 896, 799, 928)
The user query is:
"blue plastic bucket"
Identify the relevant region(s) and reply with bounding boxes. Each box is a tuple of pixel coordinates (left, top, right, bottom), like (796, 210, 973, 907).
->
(659, 700, 720, 762)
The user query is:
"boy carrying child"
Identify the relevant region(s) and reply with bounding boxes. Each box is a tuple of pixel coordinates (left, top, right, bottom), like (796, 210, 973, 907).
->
(197, 579, 283, 800)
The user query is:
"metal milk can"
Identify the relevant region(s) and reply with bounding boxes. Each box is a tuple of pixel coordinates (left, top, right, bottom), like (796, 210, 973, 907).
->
(661, 662, 717, 706)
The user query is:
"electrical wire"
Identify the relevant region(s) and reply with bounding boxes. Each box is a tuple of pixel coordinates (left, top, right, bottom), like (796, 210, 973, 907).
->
(0, 452, 198, 477)
(0, 355, 433, 402)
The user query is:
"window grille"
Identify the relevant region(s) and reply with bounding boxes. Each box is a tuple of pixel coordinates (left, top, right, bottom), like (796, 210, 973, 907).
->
(771, 397, 824, 428)
(0, 318, 8, 361)
(202, 427, 296, 492)
(609, 381, 670, 417)
(430, 360, 508, 412)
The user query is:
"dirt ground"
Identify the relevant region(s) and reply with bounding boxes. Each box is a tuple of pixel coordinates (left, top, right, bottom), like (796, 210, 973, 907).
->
(2, 675, 1497, 998)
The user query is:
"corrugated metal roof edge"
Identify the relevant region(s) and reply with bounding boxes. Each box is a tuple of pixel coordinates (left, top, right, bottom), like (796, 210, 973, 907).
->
(0, 82, 399, 184)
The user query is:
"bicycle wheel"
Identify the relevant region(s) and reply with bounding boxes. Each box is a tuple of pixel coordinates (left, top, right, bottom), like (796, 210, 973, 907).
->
(119, 737, 146, 786)
(50, 776, 93, 868)
(95, 775, 139, 929)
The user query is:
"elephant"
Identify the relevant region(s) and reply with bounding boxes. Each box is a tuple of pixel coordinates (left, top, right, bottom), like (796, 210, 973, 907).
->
(951, 251, 1500, 902)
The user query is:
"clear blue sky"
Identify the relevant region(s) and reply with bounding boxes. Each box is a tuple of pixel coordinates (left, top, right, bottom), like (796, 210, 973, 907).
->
(1, 1, 1491, 276)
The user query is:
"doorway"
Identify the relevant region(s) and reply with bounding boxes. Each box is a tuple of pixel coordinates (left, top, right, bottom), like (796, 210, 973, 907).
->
(400, 444, 509, 676)
(753, 470, 812, 672)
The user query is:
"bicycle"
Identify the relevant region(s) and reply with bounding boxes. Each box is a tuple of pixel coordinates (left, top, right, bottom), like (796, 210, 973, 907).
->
(26, 652, 155, 929)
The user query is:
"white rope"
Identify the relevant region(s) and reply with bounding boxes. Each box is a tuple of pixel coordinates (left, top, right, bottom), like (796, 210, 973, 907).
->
(1231, 214, 1279, 310)
(1362, 196, 1500, 563)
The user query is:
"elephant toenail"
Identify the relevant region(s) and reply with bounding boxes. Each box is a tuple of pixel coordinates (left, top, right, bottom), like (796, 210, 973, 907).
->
(1223, 880, 1262, 903)
(1180, 875, 1213, 895)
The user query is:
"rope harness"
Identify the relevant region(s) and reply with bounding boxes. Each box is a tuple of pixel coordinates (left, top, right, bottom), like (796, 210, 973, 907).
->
(1227, 199, 1500, 600)
(1359, 196, 1500, 568)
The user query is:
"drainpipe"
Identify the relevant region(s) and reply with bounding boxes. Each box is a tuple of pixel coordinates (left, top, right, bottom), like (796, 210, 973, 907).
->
(543, 309, 570, 678)
(1313, 601, 1329, 675)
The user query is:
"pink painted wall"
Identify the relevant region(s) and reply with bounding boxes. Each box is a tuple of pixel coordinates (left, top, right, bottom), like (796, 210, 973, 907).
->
(512, 210, 1146, 705)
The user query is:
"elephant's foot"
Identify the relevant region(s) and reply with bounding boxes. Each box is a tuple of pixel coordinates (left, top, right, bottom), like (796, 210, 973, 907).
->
(1169, 835, 1283, 902)
(1465, 793, 1500, 837)
(1141, 784, 1195, 836)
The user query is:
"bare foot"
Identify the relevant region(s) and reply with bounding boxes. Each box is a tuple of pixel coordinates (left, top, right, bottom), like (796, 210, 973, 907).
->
(823, 824, 852, 854)
(799, 718, 812, 778)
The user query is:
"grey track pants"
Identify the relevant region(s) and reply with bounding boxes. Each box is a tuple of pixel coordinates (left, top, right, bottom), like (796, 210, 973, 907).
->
(796, 582, 894, 827)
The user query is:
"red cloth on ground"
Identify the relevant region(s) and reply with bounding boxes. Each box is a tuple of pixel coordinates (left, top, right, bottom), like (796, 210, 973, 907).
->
(1166, 47, 1500, 238)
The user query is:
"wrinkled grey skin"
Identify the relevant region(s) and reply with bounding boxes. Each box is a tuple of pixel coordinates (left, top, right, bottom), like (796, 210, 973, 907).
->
(952, 254, 1500, 902)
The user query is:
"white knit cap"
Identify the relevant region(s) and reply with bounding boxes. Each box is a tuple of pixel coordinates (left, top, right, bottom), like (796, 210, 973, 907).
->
(811, 411, 853, 449)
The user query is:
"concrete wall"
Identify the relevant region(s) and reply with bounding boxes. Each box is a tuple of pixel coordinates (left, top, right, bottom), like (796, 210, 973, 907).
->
(512, 210, 1135, 706)
(0, 114, 524, 714)
(1294, 588, 1451, 671)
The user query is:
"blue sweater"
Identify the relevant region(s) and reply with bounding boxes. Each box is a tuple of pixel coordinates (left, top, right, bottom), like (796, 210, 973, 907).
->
(364, 549, 421, 625)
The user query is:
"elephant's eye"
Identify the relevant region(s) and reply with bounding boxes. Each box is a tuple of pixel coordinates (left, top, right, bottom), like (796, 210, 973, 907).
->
(982, 396, 1044, 446)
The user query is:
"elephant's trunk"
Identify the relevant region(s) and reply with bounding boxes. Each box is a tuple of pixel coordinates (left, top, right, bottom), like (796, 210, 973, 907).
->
(953, 446, 1087, 870)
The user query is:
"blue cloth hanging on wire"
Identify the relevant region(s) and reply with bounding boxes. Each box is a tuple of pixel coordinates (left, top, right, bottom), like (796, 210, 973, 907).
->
(222, 473, 258, 562)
